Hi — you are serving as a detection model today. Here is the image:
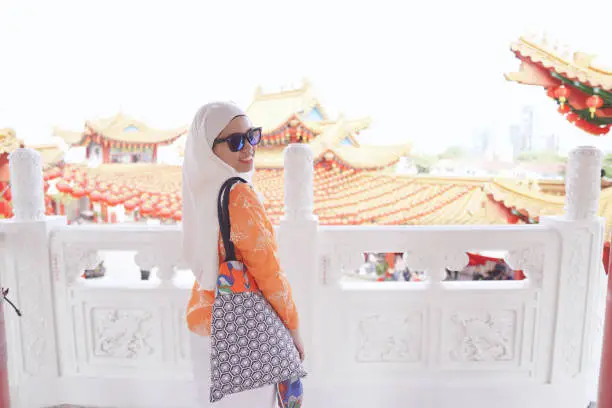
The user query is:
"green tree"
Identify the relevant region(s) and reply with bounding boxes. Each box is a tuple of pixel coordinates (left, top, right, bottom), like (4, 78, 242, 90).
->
(516, 150, 567, 163)
(438, 146, 468, 160)
(412, 155, 438, 174)
(602, 154, 612, 177)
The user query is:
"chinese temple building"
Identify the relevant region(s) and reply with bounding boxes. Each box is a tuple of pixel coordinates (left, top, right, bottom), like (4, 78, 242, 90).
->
(4, 77, 611, 236)
(23, 80, 584, 229)
(53, 113, 187, 165)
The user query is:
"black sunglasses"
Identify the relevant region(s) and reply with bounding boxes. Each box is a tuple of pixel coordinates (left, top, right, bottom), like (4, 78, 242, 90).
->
(213, 127, 262, 152)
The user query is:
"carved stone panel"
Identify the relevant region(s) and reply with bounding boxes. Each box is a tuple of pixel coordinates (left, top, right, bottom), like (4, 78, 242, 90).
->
(560, 230, 590, 377)
(445, 310, 516, 363)
(13, 224, 60, 376)
(91, 308, 157, 360)
(356, 312, 423, 363)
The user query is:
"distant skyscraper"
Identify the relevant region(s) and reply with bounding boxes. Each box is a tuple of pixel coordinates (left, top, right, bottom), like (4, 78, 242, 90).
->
(510, 105, 534, 159)
(545, 133, 560, 154)
(473, 129, 492, 156)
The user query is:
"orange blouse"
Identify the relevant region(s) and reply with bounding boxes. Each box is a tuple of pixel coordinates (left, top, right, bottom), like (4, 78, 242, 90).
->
(186, 183, 299, 336)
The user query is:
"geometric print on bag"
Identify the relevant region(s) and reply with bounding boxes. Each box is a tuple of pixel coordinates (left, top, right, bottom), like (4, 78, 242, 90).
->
(210, 292, 307, 403)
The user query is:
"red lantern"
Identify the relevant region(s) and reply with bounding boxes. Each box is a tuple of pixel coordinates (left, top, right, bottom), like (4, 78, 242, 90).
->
(124, 200, 138, 212)
(71, 186, 86, 198)
(90, 190, 103, 203)
(554, 85, 570, 107)
(140, 203, 154, 216)
(557, 104, 571, 115)
(586, 95, 604, 118)
(106, 196, 120, 207)
(158, 207, 172, 219)
(567, 113, 579, 124)
(56, 182, 72, 194)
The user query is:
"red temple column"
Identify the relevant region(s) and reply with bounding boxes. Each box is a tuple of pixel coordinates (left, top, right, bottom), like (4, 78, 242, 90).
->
(0, 297, 10, 408)
(598, 262, 612, 407)
(102, 145, 110, 164)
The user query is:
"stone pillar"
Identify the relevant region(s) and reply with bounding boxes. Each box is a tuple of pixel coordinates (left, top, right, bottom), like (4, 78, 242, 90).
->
(599, 268, 612, 408)
(0, 148, 67, 407)
(540, 146, 605, 406)
(278, 144, 318, 374)
(564, 146, 603, 221)
(283, 143, 316, 222)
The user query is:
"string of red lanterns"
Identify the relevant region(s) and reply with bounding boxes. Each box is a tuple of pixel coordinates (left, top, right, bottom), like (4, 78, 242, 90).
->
(546, 85, 612, 136)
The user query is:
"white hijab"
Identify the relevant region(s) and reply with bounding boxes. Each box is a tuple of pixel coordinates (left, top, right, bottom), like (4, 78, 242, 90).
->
(181, 101, 254, 290)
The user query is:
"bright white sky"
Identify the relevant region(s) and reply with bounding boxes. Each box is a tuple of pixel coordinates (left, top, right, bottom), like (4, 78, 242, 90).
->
(1, 0, 612, 154)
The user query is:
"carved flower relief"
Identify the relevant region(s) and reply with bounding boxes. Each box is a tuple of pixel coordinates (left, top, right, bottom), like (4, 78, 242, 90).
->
(447, 311, 516, 363)
(356, 313, 423, 363)
(506, 245, 545, 288)
(92, 308, 155, 359)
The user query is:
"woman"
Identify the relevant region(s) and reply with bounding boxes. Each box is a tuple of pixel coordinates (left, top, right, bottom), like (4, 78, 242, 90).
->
(182, 102, 304, 407)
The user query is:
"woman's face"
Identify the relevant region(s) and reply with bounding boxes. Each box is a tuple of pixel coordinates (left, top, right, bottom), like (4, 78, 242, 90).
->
(213, 115, 256, 173)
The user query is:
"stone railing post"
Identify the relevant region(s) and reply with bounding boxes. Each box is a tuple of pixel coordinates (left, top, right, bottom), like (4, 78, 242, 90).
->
(539, 146, 605, 404)
(277, 144, 318, 373)
(0, 148, 66, 408)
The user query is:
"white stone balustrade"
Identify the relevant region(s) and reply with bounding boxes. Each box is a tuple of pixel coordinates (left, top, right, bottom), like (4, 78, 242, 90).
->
(0, 145, 607, 408)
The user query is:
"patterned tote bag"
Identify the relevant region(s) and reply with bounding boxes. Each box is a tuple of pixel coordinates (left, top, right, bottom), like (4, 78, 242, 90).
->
(210, 177, 307, 405)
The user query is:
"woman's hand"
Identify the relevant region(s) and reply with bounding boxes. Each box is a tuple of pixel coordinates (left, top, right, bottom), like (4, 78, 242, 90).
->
(290, 329, 305, 362)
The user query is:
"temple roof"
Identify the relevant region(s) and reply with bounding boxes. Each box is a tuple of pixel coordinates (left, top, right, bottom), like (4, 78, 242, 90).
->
(0, 128, 23, 155)
(507, 35, 612, 91)
(54, 113, 187, 146)
(52, 127, 83, 145)
(246, 79, 329, 134)
(253, 116, 410, 169)
(485, 177, 612, 235)
(28, 143, 65, 168)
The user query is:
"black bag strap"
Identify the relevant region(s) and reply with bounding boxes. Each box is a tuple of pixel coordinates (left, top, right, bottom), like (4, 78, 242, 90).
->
(218, 177, 248, 262)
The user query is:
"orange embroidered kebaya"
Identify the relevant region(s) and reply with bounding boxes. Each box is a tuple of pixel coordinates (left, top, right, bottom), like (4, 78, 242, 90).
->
(186, 183, 299, 336)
